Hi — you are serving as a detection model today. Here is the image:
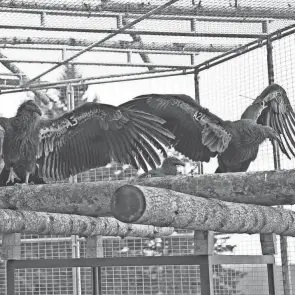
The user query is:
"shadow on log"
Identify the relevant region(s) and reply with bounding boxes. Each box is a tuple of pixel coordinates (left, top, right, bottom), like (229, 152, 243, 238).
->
(0, 209, 174, 237)
(111, 185, 295, 236)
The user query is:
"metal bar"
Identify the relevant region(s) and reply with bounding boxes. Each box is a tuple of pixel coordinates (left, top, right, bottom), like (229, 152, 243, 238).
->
(0, 2, 292, 20)
(196, 24, 295, 71)
(0, 58, 192, 69)
(211, 255, 275, 265)
(0, 50, 51, 104)
(0, 43, 224, 55)
(92, 267, 102, 295)
(199, 257, 213, 295)
(0, 70, 194, 95)
(70, 70, 194, 87)
(0, 25, 267, 39)
(265, 23, 289, 295)
(0, 37, 238, 54)
(21, 0, 181, 87)
(122, 17, 154, 71)
(267, 263, 277, 295)
(18, 69, 183, 89)
(194, 68, 203, 175)
(6, 255, 277, 270)
(71, 235, 78, 295)
(280, 236, 292, 295)
(0, 7, 267, 23)
(6, 266, 15, 295)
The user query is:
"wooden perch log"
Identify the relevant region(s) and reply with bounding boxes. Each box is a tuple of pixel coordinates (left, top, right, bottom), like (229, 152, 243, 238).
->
(0, 209, 174, 237)
(1, 169, 295, 218)
(111, 185, 295, 236)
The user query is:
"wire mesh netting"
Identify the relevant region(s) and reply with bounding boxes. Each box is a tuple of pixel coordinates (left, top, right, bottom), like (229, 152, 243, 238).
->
(198, 26, 295, 294)
(0, 0, 295, 295)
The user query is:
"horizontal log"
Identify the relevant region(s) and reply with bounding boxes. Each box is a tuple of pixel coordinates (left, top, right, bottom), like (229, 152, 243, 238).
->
(0, 37, 239, 53)
(1, 169, 295, 218)
(111, 185, 295, 236)
(0, 209, 174, 237)
(0, 1, 292, 20)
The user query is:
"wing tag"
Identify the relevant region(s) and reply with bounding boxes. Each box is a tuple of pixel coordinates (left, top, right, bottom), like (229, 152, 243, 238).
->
(193, 111, 209, 123)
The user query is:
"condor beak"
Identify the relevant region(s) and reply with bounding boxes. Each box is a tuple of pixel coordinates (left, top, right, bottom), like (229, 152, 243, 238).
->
(36, 108, 42, 116)
(174, 159, 185, 166)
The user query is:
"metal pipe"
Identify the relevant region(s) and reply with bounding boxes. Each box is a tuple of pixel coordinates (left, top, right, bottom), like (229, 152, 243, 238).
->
(0, 43, 206, 56)
(73, 70, 194, 87)
(193, 68, 203, 175)
(0, 25, 267, 39)
(21, 0, 181, 87)
(0, 1, 292, 20)
(71, 235, 78, 295)
(0, 7, 267, 23)
(266, 24, 293, 295)
(196, 24, 295, 71)
(0, 37, 239, 54)
(0, 58, 192, 69)
(20, 69, 183, 89)
(0, 70, 194, 96)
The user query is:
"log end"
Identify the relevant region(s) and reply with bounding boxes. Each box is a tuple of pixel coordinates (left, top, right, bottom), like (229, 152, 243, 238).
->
(111, 185, 146, 223)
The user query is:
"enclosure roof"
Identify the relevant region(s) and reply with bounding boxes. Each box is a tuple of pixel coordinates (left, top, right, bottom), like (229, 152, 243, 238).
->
(0, 0, 294, 92)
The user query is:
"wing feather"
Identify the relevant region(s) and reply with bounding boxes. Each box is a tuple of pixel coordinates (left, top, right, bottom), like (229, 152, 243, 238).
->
(37, 102, 174, 180)
(256, 84, 295, 158)
(121, 94, 228, 162)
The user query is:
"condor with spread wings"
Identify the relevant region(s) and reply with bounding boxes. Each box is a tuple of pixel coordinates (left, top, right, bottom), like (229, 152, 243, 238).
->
(122, 84, 295, 173)
(0, 100, 174, 184)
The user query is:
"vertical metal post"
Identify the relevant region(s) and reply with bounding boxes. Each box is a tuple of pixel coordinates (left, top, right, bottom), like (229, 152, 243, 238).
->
(75, 235, 81, 295)
(6, 262, 15, 295)
(86, 236, 104, 295)
(69, 83, 79, 294)
(190, 54, 196, 66)
(194, 68, 203, 174)
(117, 15, 123, 29)
(194, 231, 214, 295)
(190, 19, 196, 32)
(40, 12, 46, 27)
(194, 71, 213, 295)
(92, 267, 102, 295)
(264, 34, 279, 295)
(266, 25, 292, 295)
(260, 234, 277, 295)
(72, 235, 78, 295)
(127, 51, 132, 63)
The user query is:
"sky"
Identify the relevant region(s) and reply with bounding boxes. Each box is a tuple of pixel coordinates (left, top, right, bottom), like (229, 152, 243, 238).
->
(0, 0, 295, 262)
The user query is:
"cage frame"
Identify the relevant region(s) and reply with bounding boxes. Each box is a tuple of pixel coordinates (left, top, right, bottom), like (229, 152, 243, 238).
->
(0, 1, 295, 295)
(6, 254, 275, 295)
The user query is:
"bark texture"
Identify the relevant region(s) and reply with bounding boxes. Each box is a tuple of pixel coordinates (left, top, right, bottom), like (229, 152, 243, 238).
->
(1, 169, 295, 218)
(0, 209, 174, 237)
(0, 182, 118, 217)
(111, 185, 295, 236)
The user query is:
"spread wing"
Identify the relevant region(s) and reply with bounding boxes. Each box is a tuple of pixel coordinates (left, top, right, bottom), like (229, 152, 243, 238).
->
(121, 94, 232, 162)
(255, 84, 295, 159)
(36, 102, 174, 181)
